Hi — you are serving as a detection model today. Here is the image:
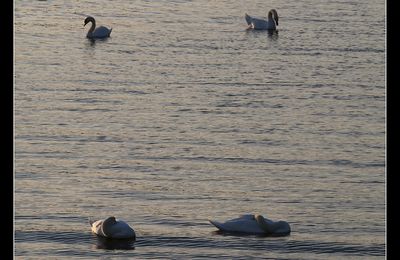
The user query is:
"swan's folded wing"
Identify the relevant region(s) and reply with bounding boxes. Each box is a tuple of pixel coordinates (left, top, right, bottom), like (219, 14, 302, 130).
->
(251, 17, 269, 29)
(209, 218, 265, 233)
(238, 214, 255, 220)
(108, 221, 136, 238)
(93, 26, 112, 38)
(111, 229, 136, 239)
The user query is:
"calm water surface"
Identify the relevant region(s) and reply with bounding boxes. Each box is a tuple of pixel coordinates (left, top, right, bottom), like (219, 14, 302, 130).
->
(15, 0, 385, 259)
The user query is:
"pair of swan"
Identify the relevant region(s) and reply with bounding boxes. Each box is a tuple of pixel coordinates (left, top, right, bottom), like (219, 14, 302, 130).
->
(90, 214, 290, 240)
(83, 9, 278, 39)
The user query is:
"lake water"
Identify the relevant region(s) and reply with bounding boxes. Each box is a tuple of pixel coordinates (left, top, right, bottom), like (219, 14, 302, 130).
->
(14, 0, 386, 259)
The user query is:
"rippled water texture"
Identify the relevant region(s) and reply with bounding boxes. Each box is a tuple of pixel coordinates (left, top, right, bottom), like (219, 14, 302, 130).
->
(15, 0, 385, 259)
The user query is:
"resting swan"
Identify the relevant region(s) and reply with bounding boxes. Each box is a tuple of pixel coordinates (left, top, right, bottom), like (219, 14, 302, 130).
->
(209, 214, 290, 235)
(84, 16, 112, 39)
(245, 9, 279, 30)
(89, 216, 136, 239)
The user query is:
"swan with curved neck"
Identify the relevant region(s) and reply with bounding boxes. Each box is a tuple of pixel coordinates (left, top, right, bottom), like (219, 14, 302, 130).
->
(209, 214, 290, 235)
(245, 9, 279, 30)
(89, 216, 136, 239)
(84, 16, 112, 39)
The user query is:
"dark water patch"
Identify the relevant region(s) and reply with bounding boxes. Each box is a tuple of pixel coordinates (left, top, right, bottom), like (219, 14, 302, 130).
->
(134, 235, 385, 257)
(64, 97, 123, 105)
(325, 47, 384, 54)
(215, 100, 285, 109)
(165, 81, 301, 88)
(15, 230, 93, 245)
(15, 215, 87, 222)
(127, 155, 384, 169)
(16, 134, 125, 144)
(240, 139, 284, 146)
(52, 107, 116, 113)
(284, 240, 385, 256)
(139, 217, 203, 228)
(15, 171, 49, 179)
(15, 151, 72, 159)
(15, 229, 384, 256)
(281, 47, 384, 57)
(15, 231, 136, 256)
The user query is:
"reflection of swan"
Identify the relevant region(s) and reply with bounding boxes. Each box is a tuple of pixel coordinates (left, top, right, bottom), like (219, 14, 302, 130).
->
(245, 10, 279, 30)
(93, 235, 135, 250)
(89, 216, 136, 239)
(84, 16, 112, 39)
(209, 214, 290, 235)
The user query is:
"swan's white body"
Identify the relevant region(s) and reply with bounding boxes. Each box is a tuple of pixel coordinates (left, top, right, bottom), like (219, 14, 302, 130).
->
(245, 9, 279, 30)
(84, 16, 112, 39)
(209, 214, 290, 235)
(89, 216, 136, 239)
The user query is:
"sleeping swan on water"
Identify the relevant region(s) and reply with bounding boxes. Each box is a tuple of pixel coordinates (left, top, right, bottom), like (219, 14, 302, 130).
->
(89, 216, 136, 239)
(245, 9, 279, 30)
(209, 214, 290, 235)
(84, 16, 112, 39)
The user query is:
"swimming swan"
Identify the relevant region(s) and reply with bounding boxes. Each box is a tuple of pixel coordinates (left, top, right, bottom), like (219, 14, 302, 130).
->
(209, 214, 290, 235)
(89, 216, 136, 239)
(245, 9, 279, 30)
(84, 16, 112, 39)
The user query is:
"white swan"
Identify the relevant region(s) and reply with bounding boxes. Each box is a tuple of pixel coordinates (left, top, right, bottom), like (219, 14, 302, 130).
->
(89, 216, 136, 239)
(245, 9, 279, 30)
(209, 214, 290, 235)
(84, 16, 112, 39)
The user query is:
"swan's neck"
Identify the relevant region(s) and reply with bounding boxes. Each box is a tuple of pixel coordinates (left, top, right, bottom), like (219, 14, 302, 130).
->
(101, 217, 116, 237)
(87, 20, 96, 36)
(268, 11, 273, 21)
(268, 9, 278, 25)
(255, 215, 274, 233)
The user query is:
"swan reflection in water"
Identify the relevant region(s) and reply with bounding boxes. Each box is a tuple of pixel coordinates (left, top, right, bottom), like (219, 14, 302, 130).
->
(93, 234, 136, 250)
(85, 36, 111, 46)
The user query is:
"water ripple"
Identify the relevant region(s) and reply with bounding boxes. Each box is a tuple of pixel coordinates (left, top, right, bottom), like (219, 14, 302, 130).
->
(15, 231, 384, 257)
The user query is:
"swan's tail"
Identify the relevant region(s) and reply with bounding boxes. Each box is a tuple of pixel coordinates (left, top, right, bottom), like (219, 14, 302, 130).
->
(209, 219, 225, 231)
(88, 217, 94, 227)
(245, 13, 252, 25)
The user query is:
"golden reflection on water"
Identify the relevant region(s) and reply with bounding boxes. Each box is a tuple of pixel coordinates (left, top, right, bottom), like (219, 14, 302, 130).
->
(15, 0, 385, 258)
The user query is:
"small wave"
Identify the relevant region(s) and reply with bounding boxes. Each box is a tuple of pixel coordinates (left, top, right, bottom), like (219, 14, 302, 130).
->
(15, 230, 92, 245)
(126, 155, 384, 169)
(15, 229, 384, 257)
(135, 235, 384, 256)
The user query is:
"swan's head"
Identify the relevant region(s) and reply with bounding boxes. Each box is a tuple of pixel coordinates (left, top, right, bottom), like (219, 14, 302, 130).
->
(104, 216, 117, 225)
(255, 214, 273, 233)
(84, 16, 95, 26)
(269, 9, 279, 26)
